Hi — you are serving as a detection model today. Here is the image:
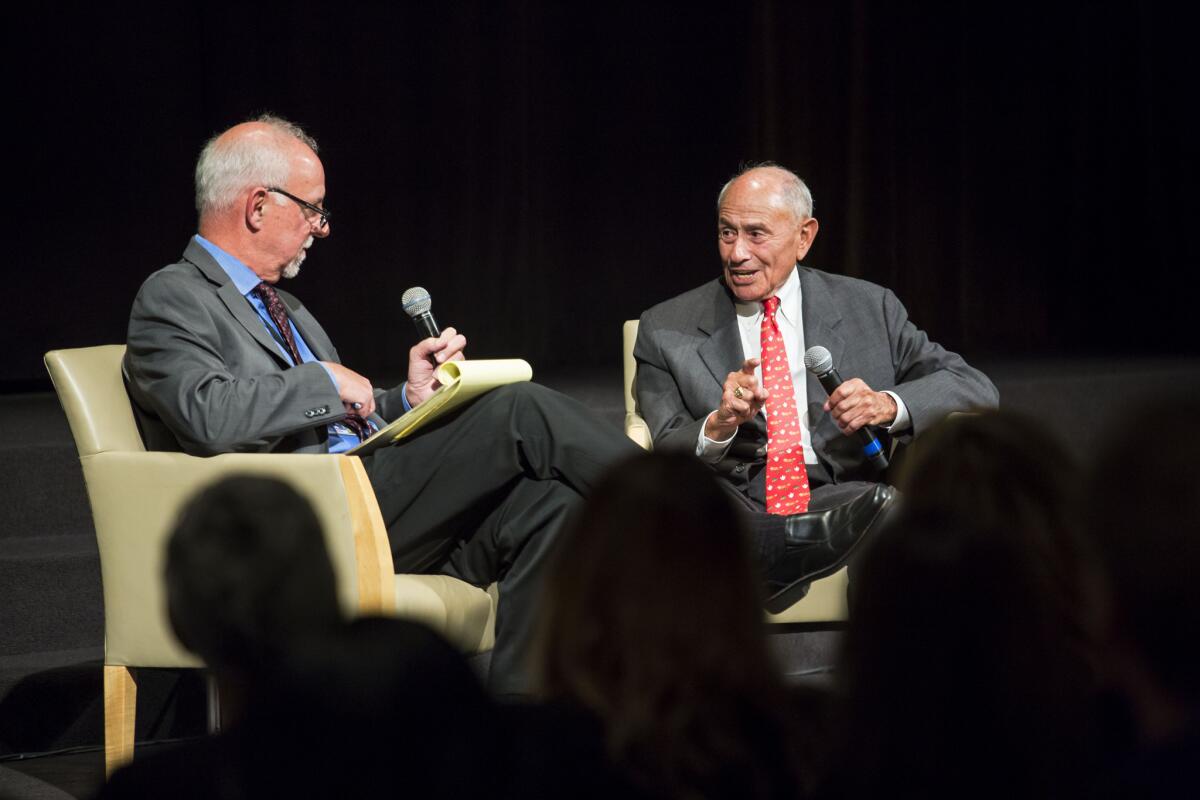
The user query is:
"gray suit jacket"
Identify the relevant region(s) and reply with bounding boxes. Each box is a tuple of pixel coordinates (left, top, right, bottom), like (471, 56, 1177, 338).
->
(633, 267, 998, 499)
(124, 239, 406, 456)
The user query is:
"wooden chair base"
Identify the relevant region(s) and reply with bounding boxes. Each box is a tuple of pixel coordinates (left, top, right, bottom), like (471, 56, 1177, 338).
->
(103, 665, 137, 777)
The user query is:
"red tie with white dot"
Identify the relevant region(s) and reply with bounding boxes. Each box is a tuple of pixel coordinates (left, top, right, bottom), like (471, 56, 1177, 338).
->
(761, 296, 810, 514)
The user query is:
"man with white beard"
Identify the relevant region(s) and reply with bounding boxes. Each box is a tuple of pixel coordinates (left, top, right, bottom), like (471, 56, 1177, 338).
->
(122, 114, 639, 693)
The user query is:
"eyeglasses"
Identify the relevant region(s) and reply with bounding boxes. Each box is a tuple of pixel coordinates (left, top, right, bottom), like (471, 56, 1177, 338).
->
(268, 187, 331, 230)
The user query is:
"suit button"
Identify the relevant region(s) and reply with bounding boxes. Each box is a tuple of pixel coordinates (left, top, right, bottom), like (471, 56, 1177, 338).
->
(733, 463, 746, 473)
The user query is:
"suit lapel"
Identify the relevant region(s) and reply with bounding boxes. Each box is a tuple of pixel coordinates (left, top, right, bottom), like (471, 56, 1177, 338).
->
(799, 267, 845, 450)
(183, 240, 293, 368)
(697, 280, 767, 438)
(221, 283, 294, 367)
(282, 293, 337, 362)
(697, 280, 742, 389)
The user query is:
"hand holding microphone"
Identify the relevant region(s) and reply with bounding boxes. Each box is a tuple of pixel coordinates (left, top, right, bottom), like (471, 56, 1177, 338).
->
(804, 345, 890, 471)
(401, 287, 467, 406)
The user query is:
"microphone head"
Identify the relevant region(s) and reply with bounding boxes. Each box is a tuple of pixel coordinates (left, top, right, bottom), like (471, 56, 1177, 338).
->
(401, 286, 432, 318)
(803, 345, 834, 375)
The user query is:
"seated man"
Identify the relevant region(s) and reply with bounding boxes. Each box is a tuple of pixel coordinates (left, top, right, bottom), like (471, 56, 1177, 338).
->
(123, 115, 637, 694)
(635, 163, 998, 609)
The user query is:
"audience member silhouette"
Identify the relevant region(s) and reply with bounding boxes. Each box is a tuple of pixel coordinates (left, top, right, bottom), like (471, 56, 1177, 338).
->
(523, 451, 812, 800)
(1084, 395, 1200, 796)
(99, 475, 501, 799)
(162, 474, 345, 724)
(896, 409, 1098, 643)
(821, 511, 1096, 799)
(819, 412, 1100, 799)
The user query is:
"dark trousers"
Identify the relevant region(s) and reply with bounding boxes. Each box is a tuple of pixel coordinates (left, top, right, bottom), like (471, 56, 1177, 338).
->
(361, 382, 639, 694)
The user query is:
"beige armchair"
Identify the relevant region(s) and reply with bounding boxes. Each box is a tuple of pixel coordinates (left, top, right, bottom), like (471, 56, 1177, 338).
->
(622, 320, 849, 624)
(45, 345, 496, 775)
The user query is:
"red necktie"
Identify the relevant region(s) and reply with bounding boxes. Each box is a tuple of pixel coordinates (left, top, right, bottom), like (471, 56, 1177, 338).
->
(761, 296, 810, 514)
(254, 282, 371, 442)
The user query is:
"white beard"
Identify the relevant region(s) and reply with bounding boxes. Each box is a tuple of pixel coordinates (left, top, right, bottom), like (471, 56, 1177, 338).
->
(283, 236, 314, 280)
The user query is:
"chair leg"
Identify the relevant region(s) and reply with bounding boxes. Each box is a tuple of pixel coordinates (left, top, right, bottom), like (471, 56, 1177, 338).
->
(103, 665, 137, 777)
(206, 673, 222, 734)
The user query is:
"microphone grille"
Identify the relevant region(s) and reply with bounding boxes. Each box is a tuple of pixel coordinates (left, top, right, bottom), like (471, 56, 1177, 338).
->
(803, 345, 833, 375)
(401, 286, 432, 318)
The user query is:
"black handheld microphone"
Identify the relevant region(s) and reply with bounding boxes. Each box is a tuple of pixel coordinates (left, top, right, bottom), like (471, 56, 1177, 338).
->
(803, 345, 889, 471)
(401, 287, 440, 339)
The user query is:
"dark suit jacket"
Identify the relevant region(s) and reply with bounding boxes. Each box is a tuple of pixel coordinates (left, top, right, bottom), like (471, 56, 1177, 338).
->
(633, 267, 998, 501)
(124, 238, 406, 455)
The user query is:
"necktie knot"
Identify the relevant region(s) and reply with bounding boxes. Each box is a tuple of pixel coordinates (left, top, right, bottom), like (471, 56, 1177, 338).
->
(762, 296, 781, 335)
(254, 281, 275, 301)
(763, 295, 780, 319)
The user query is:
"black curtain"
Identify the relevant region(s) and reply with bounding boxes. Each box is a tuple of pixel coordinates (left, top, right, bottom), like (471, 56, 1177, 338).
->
(8, 1, 1197, 390)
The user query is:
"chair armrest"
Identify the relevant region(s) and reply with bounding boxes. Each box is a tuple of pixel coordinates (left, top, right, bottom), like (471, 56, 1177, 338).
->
(624, 412, 653, 450)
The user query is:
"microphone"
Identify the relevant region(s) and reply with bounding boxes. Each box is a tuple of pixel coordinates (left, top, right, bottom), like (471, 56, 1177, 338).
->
(803, 345, 889, 471)
(401, 286, 440, 339)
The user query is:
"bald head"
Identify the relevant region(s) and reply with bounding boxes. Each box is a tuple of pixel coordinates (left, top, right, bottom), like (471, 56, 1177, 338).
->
(717, 164, 814, 223)
(195, 115, 320, 223)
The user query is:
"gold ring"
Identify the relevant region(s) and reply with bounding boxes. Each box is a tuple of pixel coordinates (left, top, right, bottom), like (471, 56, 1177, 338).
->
(733, 387, 745, 400)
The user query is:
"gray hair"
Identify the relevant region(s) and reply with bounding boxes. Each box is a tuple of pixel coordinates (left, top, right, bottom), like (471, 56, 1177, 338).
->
(194, 114, 320, 218)
(717, 162, 814, 221)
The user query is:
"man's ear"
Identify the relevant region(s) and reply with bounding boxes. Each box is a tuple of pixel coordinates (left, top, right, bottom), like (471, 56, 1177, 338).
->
(245, 188, 270, 232)
(795, 216, 819, 261)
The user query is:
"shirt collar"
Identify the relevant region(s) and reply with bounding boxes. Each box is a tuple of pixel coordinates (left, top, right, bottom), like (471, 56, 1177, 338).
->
(194, 235, 264, 297)
(733, 264, 802, 326)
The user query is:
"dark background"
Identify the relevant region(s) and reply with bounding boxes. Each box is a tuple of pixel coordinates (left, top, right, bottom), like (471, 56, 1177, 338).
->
(8, 1, 1198, 391)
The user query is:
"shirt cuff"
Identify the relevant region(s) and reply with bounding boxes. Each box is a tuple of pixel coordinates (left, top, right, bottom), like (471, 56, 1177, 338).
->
(883, 391, 911, 434)
(400, 382, 413, 413)
(696, 412, 736, 463)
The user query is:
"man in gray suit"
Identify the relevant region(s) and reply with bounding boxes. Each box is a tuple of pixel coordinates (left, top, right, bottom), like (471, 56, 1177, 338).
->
(124, 115, 636, 694)
(635, 165, 998, 606)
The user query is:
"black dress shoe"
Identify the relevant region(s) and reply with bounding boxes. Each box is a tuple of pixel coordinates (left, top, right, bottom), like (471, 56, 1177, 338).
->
(763, 484, 897, 614)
